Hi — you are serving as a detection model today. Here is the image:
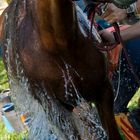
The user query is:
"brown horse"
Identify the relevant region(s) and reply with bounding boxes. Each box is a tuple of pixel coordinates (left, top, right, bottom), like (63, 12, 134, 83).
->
(0, 0, 121, 139)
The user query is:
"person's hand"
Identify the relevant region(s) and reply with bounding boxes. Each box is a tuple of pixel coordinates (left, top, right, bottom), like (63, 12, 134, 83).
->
(99, 29, 116, 44)
(102, 4, 127, 24)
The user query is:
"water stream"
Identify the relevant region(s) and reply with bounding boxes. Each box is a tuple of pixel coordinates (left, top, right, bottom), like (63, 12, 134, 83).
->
(1, 3, 107, 140)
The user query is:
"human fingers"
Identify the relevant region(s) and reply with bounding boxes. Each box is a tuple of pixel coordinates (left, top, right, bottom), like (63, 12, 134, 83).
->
(104, 14, 115, 23)
(107, 18, 118, 24)
(102, 4, 113, 18)
(102, 10, 110, 18)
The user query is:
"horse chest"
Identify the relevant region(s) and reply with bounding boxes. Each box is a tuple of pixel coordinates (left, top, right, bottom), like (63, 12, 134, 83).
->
(48, 57, 103, 105)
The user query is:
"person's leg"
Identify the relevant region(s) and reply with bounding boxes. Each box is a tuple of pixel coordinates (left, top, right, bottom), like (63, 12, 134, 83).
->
(128, 107, 140, 134)
(112, 38, 140, 113)
(95, 79, 121, 140)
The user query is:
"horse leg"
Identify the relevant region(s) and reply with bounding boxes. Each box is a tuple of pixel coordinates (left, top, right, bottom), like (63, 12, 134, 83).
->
(95, 80, 121, 140)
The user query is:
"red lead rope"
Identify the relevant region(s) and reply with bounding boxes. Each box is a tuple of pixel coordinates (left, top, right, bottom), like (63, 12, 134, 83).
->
(88, 2, 140, 85)
(88, 4, 119, 51)
(112, 22, 140, 86)
(71, 1, 140, 85)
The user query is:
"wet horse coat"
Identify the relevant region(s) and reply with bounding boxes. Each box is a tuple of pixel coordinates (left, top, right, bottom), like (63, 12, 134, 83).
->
(0, 0, 121, 139)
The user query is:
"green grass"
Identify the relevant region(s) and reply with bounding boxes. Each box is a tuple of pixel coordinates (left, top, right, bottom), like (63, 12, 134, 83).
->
(0, 57, 27, 139)
(128, 88, 140, 110)
(0, 57, 9, 92)
(0, 120, 27, 140)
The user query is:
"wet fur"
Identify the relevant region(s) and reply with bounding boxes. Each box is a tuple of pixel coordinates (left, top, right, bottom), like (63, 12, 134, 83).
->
(0, 0, 121, 139)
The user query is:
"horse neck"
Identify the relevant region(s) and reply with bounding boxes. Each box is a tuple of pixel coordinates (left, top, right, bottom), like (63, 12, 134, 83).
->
(36, 0, 79, 52)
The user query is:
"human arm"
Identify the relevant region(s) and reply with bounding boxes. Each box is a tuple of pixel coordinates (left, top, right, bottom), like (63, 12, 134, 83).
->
(121, 21, 140, 41)
(102, 0, 140, 24)
(102, 3, 127, 23)
(100, 0, 140, 41)
(100, 20, 140, 42)
(135, 0, 140, 13)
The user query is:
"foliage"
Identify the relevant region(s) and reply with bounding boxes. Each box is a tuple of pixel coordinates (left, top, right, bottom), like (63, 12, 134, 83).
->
(128, 88, 140, 111)
(0, 57, 9, 92)
(0, 120, 27, 140)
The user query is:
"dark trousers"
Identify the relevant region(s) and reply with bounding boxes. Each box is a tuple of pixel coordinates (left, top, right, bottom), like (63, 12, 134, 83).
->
(112, 39, 140, 113)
